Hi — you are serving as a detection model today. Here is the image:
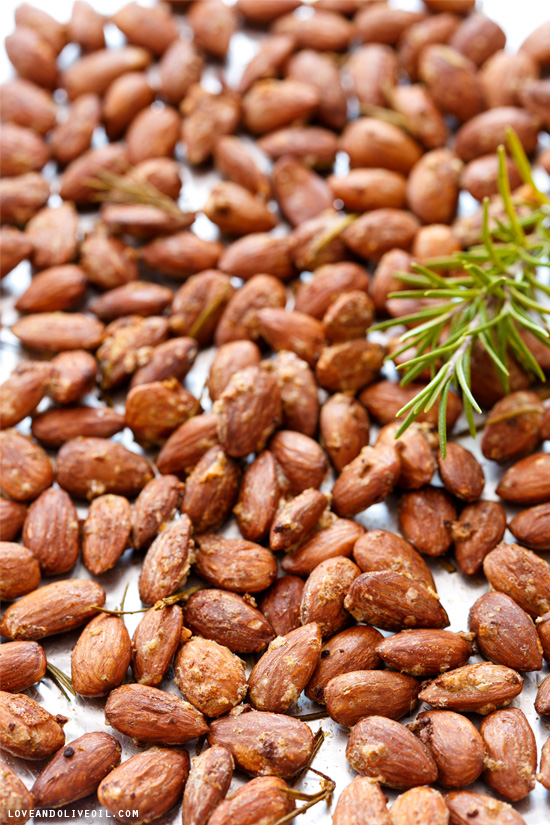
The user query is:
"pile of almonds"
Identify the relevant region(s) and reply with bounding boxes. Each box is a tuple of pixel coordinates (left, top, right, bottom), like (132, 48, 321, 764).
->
(1, 0, 550, 823)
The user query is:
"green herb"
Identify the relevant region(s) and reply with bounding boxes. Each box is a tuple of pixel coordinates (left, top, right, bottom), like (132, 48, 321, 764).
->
(372, 129, 550, 457)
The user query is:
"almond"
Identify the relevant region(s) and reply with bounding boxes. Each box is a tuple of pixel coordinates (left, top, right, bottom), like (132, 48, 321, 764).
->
(274, 9, 353, 51)
(238, 34, 296, 95)
(481, 391, 543, 461)
(260, 576, 305, 638)
(258, 126, 338, 169)
(341, 208, 420, 262)
(321, 394, 370, 472)
(386, 84, 448, 150)
(49, 94, 101, 165)
(290, 210, 351, 272)
(49, 353, 98, 411)
(346, 44, 398, 109)
(281, 517, 365, 576)
(112, 2, 178, 55)
(0, 541, 40, 601)
(480, 708, 536, 801)
(444, 791, 527, 825)
(480, 50, 538, 109)
(14, 5, 66, 54)
(169, 270, 235, 346)
(105, 202, 190, 240)
(316, 339, 385, 393)
(390, 787, 449, 825)
(455, 106, 539, 162)
(509, 503, 550, 551)
(194, 534, 277, 593)
(90, 281, 173, 321)
(185, 589, 275, 653)
(208, 707, 314, 777)
(539, 737, 550, 790)
(399, 486, 456, 557)
(5, 27, 57, 89)
(215, 274, 287, 346)
(82, 494, 132, 576)
(102, 71, 154, 140)
(0, 172, 50, 225)
(340, 118, 422, 174)
(98, 748, 190, 824)
(181, 446, 240, 532)
(0, 498, 27, 542)
(0, 225, 33, 278)
(0, 78, 57, 135)
(234, 450, 281, 542)
(263, 351, 320, 437)
(438, 443, 484, 502)
(496, 453, 550, 505)
(97, 315, 169, 389)
(32, 731, 121, 807)
(305, 625, 383, 705)
(294, 262, 370, 319)
(333, 777, 390, 825)
(131, 604, 184, 686)
(13, 312, 104, 353)
(0, 122, 49, 177)
(409, 709, 484, 788)
(215, 365, 281, 458)
(131, 337, 198, 388)
(69, 1, 105, 52)
(159, 39, 203, 105)
(105, 683, 208, 745)
(31, 406, 125, 447)
(248, 623, 322, 712)
(377, 630, 472, 677)
(271, 156, 333, 227)
(0, 578, 105, 641)
(419, 45, 484, 122)
(450, 12, 506, 65)
(62, 45, 151, 99)
(355, 4, 426, 44)
(483, 542, 550, 617)
(0, 361, 50, 429)
(469, 592, 543, 671)
(71, 613, 131, 697)
(0, 692, 66, 760)
(270, 489, 328, 553)
(139, 516, 194, 605)
(257, 307, 326, 367)
(59, 144, 128, 204)
(520, 20, 550, 66)
(344, 571, 449, 631)
(323, 290, 375, 343)
(214, 136, 270, 198)
(0, 762, 33, 823)
(125, 379, 200, 446)
(188, 0, 237, 59)
(286, 49, 347, 130)
(175, 636, 247, 717)
(243, 79, 319, 135)
(0, 641, 46, 693)
(180, 85, 241, 166)
(126, 105, 180, 166)
(270, 430, 328, 494)
(332, 442, 402, 518)
(208, 776, 294, 825)
(325, 670, 420, 727)
(360, 380, 462, 430)
(182, 745, 234, 825)
(346, 716, 438, 789)
(57, 437, 154, 499)
(536, 611, 550, 663)
(157, 413, 219, 477)
(418, 662, 523, 714)
(132, 475, 183, 551)
(407, 147, 462, 224)
(80, 228, 139, 290)
(300, 556, 360, 637)
(22, 487, 79, 576)
(451, 499, 507, 575)
(0, 430, 53, 501)
(376, 422, 436, 490)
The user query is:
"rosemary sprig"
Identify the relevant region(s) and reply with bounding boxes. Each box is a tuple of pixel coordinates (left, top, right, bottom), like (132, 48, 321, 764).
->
(87, 168, 184, 216)
(46, 662, 76, 700)
(372, 129, 550, 457)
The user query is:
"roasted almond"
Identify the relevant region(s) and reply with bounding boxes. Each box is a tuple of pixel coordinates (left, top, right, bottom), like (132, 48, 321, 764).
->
(270, 489, 328, 553)
(316, 339, 385, 393)
(82, 493, 131, 575)
(0, 691, 66, 760)
(539, 737, 550, 790)
(399, 486, 457, 557)
(270, 430, 328, 494)
(0, 762, 33, 823)
(386, 84, 448, 150)
(305, 625, 383, 705)
(131, 604, 184, 686)
(71, 613, 131, 697)
(188, 0, 236, 59)
(215, 365, 281, 458)
(263, 351, 320, 438)
(69, 0, 105, 52)
(238, 33, 296, 95)
(295, 262, 370, 320)
(0, 171, 50, 225)
(260, 576, 304, 639)
(22, 487, 79, 576)
(132, 475, 183, 551)
(0, 430, 54, 502)
(390, 786, 449, 825)
(535, 676, 550, 715)
(325, 670, 420, 727)
(182, 745, 234, 825)
(0, 498, 27, 541)
(322, 290, 375, 344)
(480, 708, 536, 801)
(169, 270, 235, 346)
(50, 94, 101, 166)
(0, 122, 49, 177)
(455, 106, 539, 162)
(341, 208, 419, 262)
(215, 274, 286, 347)
(185, 589, 275, 653)
(444, 791, 527, 825)
(257, 307, 326, 367)
(180, 84, 241, 166)
(0, 640, 46, 693)
(234, 450, 281, 542)
(208, 341, 261, 403)
(451, 499, 507, 575)
(32, 407, 125, 447)
(12, 312, 105, 353)
(482, 391, 543, 462)
(209, 707, 314, 778)
(281, 516, 365, 576)
(483, 542, 550, 617)
(300, 556, 360, 637)
(248, 623, 322, 713)
(139, 516, 194, 605)
(509, 503, 550, 551)
(208, 776, 294, 825)
(377, 630, 472, 677)
(321, 394, 370, 472)
(90, 281, 173, 321)
(333, 777, 390, 825)
(59, 144, 128, 204)
(274, 7, 353, 51)
(131, 338, 198, 388)
(409, 709, 484, 789)
(195, 534, 277, 594)
(243, 79, 319, 135)
(0, 77, 57, 135)
(346, 716, 438, 789)
(181, 446, 240, 532)
(407, 147, 462, 225)
(496, 452, 550, 505)
(112, 2, 178, 55)
(0, 541, 40, 601)
(340, 118, 422, 175)
(360, 380, 462, 430)
(0, 224, 33, 278)
(376, 422, 436, 491)
(159, 39, 203, 105)
(272, 156, 333, 227)
(418, 662, 523, 715)
(0, 579, 105, 640)
(32, 731, 121, 807)
(126, 104, 180, 166)
(80, 228, 138, 290)
(438, 443, 484, 502)
(105, 683, 208, 745)
(419, 45, 484, 122)
(4, 27, 58, 89)
(469, 591, 543, 671)
(57, 437, 154, 499)
(332, 442, 402, 518)
(286, 48, 347, 130)
(175, 636, 247, 717)
(62, 45, 151, 99)
(97, 315, 169, 389)
(0, 361, 50, 429)
(125, 379, 199, 446)
(344, 571, 449, 631)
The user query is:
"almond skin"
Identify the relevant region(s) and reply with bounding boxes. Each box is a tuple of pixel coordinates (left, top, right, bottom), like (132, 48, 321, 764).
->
(510, 503, 550, 551)
(353, 529, 435, 591)
(22, 487, 79, 576)
(82, 494, 131, 576)
(346, 716, 438, 789)
(418, 662, 524, 715)
(496, 453, 550, 505)
(469, 592, 543, 672)
(234, 450, 281, 542)
(31, 407, 125, 446)
(0, 691, 66, 760)
(344, 571, 449, 632)
(270, 430, 328, 495)
(131, 604, 183, 686)
(32, 732, 121, 807)
(451, 500, 507, 575)
(270, 489, 328, 553)
(325, 670, 421, 727)
(185, 589, 275, 653)
(181, 446, 240, 533)
(333, 777, 390, 825)
(105, 684, 208, 745)
(260, 576, 304, 638)
(0, 641, 47, 692)
(390, 787, 449, 825)
(444, 791, 527, 825)
(208, 707, 314, 778)
(208, 776, 295, 825)
(98, 748, 190, 825)
(215, 365, 281, 458)
(281, 517, 365, 576)
(0, 430, 54, 501)
(300, 556, 360, 637)
(174, 636, 247, 717)
(305, 625, 383, 704)
(182, 745, 234, 825)
(132, 474, 183, 550)
(71, 613, 132, 697)
(139, 516, 194, 605)
(0, 579, 105, 640)
(0, 761, 34, 824)
(377, 630, 472, 677)
(398, 486, 457, 557)
(194, 534, 277, 593)
(483, 542, 550, 617)
(438, 443, 484, 502)
(57, 437, 154, 500)
(248, 623, 322, 713)
(0, 541, 41, 601)
(157, 413, 219, 477)
(409, 710, 484, 788)
(332, 443, 402, 518)
(480, 708, 536, 801)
